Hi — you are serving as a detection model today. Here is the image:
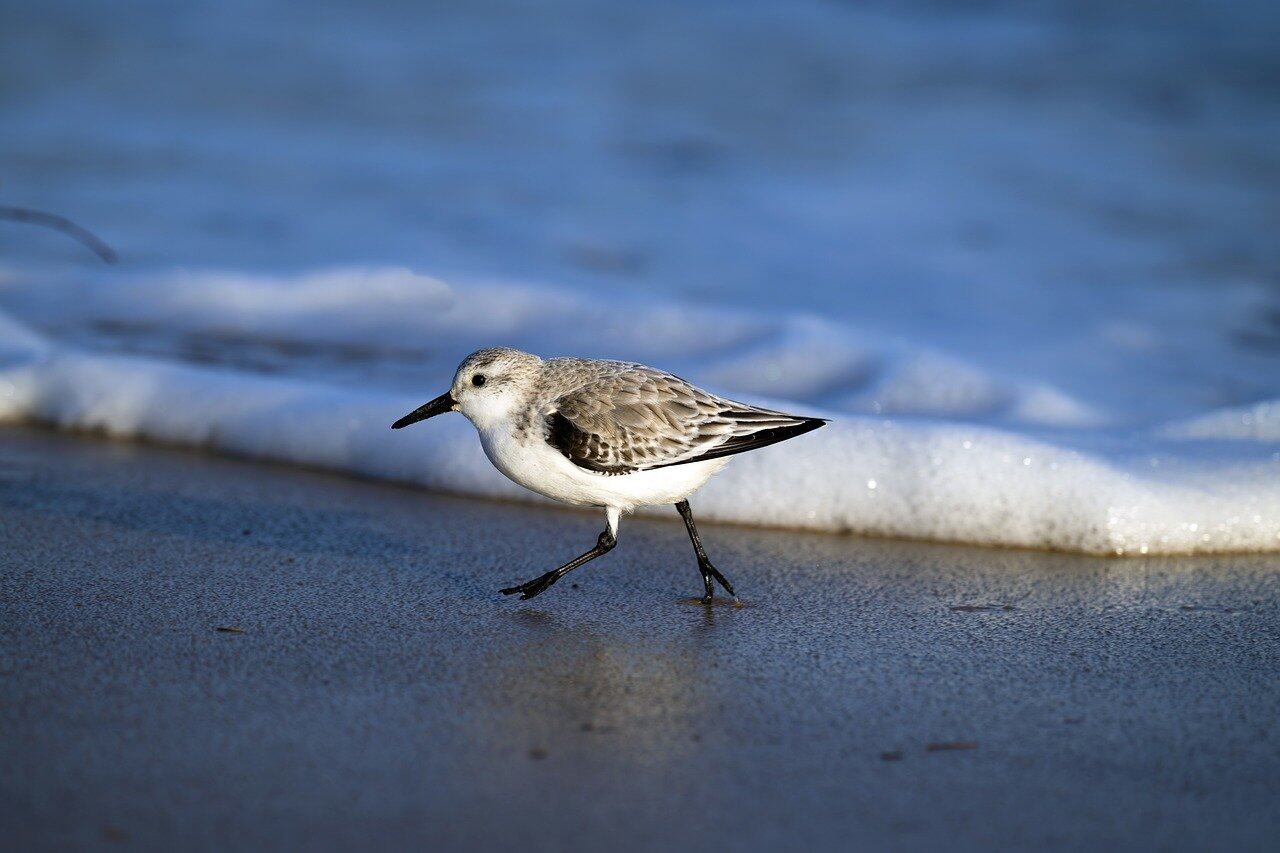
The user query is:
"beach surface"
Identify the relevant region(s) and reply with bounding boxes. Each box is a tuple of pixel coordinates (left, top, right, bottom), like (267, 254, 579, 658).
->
(3, 424, 1278, 851)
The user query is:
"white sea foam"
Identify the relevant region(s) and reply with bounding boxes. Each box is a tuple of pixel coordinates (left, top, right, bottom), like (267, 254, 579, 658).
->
(3, 2, 1279, 554)
(0, 266, 1108, 426)
(1, 270, 1277, 556)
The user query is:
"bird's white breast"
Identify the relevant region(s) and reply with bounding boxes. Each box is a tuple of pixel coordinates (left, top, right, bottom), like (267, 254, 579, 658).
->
(477, 420, 728, 512)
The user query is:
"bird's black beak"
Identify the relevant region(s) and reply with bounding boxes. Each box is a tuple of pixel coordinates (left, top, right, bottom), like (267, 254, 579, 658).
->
(391, 392, 456, 429)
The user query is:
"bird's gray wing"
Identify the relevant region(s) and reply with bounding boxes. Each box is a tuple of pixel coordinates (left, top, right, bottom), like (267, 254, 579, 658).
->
(544, 366, 827, 474)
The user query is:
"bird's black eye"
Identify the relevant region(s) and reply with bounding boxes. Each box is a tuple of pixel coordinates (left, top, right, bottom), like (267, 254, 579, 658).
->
(472, 374, 486, 387)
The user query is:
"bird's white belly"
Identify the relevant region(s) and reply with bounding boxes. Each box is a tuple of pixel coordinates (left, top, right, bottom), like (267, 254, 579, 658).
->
(478, 426, 728, 511)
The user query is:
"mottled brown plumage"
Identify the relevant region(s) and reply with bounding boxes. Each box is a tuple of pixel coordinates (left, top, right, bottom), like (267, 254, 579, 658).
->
(538, 359, 826, 474)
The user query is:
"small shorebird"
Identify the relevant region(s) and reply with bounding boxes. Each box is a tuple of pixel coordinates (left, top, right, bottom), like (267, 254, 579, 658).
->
(392, 348, 827, 602)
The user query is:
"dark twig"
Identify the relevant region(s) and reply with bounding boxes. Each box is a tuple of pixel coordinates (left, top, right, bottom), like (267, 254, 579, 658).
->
(0, 205, 118, 264)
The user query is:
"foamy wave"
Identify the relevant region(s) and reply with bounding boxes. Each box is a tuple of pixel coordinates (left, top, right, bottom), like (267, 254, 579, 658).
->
(1, 270, 1277, 555)
(0, 266, 1103, 426)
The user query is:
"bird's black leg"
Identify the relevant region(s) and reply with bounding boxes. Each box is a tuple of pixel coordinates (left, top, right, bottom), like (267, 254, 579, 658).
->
(675, 500, 736, 604)
(501, 528, 617, 601)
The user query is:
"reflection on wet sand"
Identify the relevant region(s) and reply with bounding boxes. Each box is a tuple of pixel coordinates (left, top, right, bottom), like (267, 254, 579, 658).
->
(477, 613, 713, 770)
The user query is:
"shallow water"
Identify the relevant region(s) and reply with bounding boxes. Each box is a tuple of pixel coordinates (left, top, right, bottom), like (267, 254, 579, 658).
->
(1, 0, 1278, 552)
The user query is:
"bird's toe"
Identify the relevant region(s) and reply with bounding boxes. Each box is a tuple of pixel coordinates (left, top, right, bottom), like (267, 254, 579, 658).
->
(501, 572, 558, 600)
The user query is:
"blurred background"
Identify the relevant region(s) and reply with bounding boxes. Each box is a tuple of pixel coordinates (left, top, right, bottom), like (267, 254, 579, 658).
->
(2, 0, 1279, 428)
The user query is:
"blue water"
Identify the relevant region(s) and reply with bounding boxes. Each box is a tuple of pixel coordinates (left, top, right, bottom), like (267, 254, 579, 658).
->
(2, 0, 1279, 424)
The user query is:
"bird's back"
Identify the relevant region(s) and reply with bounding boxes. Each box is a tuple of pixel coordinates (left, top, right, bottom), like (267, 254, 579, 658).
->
(531, 357, 827, 475)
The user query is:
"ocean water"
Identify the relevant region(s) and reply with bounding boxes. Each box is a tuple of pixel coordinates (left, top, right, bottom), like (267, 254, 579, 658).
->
(1, 0, 1278, 553)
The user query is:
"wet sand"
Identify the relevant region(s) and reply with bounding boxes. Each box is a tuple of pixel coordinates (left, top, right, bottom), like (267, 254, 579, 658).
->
(2, 425, 1278, 850)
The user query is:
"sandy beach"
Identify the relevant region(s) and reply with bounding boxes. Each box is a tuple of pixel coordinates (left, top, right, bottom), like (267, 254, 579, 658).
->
(3, 424, 1278, 850)
(4, 2, 1279, 848)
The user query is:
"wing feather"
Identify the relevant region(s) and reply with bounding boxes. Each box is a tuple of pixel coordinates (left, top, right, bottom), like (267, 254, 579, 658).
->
(543, 365, 827, 474)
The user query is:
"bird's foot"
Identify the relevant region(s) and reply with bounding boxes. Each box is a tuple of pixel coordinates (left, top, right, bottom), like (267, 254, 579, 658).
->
(500, 569, 562, 601)
(701, 561, 736, 599)
(696, 561, 739, 606)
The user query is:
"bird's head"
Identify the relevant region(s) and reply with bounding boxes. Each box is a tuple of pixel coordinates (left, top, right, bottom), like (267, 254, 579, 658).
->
(391, 347, 543, 432)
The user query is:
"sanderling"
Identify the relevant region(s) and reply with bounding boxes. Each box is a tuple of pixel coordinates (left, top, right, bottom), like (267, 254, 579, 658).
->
(392, 347, 827, 602)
